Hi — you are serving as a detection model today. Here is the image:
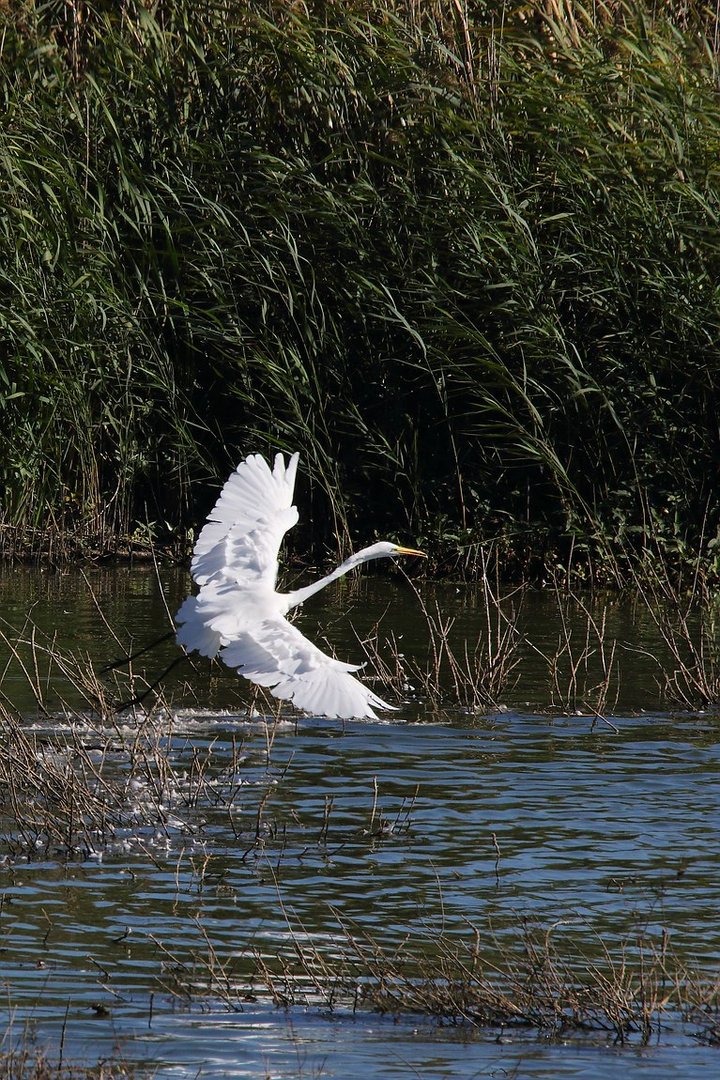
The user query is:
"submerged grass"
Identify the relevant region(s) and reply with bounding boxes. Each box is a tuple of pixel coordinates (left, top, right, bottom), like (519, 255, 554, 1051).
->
(1, 2, 720, 575)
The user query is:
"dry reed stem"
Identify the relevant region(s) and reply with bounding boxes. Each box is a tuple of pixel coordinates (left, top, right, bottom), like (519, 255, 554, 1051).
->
(147, 905, 720, 1045)
(359, 551, 524, 713)
(628, 554, 720, 709)
(528, 578, 621, 725)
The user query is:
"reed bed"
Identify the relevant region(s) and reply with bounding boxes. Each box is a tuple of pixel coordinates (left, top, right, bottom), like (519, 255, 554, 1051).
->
(148, 909, 720, 1046)
(1, 1, 720, 577)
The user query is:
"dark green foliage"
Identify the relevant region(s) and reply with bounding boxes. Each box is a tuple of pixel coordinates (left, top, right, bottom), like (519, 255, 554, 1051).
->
(1, 0, 720, 574)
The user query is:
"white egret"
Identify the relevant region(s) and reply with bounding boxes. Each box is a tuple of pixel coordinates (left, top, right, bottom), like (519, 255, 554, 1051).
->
(176, 452, 426, 719)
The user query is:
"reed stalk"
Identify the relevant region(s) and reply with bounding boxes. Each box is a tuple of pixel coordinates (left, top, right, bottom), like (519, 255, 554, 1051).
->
(0, 2, 719, 574)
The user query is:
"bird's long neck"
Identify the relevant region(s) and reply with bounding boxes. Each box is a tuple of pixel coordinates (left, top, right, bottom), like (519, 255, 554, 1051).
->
(284, 553, 367, 610)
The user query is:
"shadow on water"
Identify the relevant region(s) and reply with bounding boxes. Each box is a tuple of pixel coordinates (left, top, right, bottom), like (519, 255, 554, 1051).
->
(0, 565, 719, 1078)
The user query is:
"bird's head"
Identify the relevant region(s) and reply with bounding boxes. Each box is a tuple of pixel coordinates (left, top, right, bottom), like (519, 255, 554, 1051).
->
(349, 541, 427, 567)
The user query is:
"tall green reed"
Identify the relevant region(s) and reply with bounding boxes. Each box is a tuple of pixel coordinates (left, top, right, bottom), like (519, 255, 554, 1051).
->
(1, 1, 719, 576)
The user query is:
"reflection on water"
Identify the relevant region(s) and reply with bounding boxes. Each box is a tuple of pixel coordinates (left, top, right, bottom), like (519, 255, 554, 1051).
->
(0, 566, 719, 1078)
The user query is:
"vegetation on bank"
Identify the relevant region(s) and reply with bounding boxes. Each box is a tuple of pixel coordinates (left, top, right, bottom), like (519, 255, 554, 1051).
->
(2, 0, 720, 578)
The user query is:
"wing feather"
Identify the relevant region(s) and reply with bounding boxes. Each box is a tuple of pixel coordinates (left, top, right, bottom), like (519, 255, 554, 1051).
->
(176, 579, 275, 658)
(192, 452, 299, 588)
(220, 615, 395, 720)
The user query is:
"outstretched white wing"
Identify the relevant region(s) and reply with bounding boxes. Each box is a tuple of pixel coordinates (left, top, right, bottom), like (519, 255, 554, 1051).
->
(176, 451, 298, 659)
(220, 615, 395, 721)
(191, 452, 299, 587)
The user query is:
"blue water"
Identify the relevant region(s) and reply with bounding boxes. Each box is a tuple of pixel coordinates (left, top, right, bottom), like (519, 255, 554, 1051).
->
(1, 567, 719, 1077)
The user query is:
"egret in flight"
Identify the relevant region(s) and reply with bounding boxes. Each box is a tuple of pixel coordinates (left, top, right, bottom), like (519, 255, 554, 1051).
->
(176, 452, 426, 719)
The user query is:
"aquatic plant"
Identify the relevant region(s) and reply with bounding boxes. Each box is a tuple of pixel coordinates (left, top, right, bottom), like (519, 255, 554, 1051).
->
(147, 902, 720, 1047)
(529, 578, 622, 723)
(1, 2, 720, 575)
(0, 616, 267, 860)
(0, 1025, 144, 1080)
(629, 554, 720, 709)
(361, 549, 524, 711)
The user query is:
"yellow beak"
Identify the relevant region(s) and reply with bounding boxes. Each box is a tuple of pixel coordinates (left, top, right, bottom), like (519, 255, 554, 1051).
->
(395, 546, 427, 558)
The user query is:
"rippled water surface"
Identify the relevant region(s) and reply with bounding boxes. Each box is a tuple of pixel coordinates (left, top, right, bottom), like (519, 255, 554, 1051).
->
(1, 565, 719, 1078)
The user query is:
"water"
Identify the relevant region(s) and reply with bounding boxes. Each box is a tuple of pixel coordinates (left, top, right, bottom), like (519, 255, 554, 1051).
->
(1, 565, 719, 1077)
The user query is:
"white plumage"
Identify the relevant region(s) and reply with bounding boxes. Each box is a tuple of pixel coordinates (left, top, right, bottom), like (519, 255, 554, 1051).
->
(176, 452, 425, 719)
